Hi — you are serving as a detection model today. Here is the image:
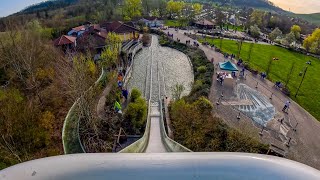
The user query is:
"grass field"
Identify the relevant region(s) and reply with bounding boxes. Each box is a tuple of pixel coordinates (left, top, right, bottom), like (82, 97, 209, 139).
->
(202, 38, 320, 121)
(164, 20, 188, 27)
(222, 23, 245, 32)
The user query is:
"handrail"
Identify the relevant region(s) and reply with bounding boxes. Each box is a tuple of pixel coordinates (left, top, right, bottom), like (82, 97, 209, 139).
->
(120, 35, 192, 153)
(157, 61, 192, 152)
(119, 43, 153, 153)
(62, 68, 106, 154)
(123, 43, 142, 88)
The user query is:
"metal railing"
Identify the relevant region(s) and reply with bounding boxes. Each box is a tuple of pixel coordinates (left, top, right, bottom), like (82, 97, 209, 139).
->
(62, 68, 107, 154)
(120, 38, 191, 153)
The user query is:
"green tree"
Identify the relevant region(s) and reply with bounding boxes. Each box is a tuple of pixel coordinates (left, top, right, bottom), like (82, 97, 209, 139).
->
(125, 89, 147, 133)
(250, 25, 260, 38)
(215, 8, 225, 27)
(123, 0, 143, 21)
(130, 88, 142, 103)
(291, 25, 301, 40)
(283, 31, 296, 46)
(192, 3, 203, 15)
(101, 33, 121, 68)
(249, 10, 263, 28)
(166, 0, 185, 19)
(269, 27, 282, 41)
(303, 28, 320, 54)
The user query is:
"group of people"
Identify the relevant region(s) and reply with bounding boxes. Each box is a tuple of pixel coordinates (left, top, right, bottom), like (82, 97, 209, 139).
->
(260, 72, 267, 79)
(217, 72, 227, 85)
(167, 32, 174, 39)
(223, 53, 236, 60)
(114, 71, 129, 114)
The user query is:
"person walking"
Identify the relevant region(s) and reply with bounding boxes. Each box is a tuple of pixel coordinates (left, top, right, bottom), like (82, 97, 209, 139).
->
(122, 89, 128, 100)
(282, 100, 290, 113)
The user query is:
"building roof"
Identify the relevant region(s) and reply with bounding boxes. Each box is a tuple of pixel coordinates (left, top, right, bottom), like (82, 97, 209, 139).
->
(219, 61, 238, 71)
(143, 17, 158, 21)
(101, 21, 123, 32)
(100, 21, 138, 33)
(54, 35, 76, 46)
(124, 21, 135, 28)
(76, 32, 106, 50)
(195, 19, 214, 26)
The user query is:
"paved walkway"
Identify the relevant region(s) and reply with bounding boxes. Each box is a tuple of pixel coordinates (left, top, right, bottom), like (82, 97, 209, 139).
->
(177, 29, 271, 45)
(162, 28, 320, 170)
(96, 74, 117, 120)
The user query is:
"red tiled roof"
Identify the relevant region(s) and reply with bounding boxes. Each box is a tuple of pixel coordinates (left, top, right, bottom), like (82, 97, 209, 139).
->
(54, 35, 76, 46)
(102, 21, 123, 32)
(113, 24, 139, 33)
(100, 21, 138, 33)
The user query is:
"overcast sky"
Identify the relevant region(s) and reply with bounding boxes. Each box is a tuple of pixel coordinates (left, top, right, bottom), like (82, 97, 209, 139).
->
(0, 0, 320, 17)
(269, 0, 320, 14)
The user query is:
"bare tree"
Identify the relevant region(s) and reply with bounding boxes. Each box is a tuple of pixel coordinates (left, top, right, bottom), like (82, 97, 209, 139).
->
(171, 83, 185, 101)
(285, 62, 296, 87)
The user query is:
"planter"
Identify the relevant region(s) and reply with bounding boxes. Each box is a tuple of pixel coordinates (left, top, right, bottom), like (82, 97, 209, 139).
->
(281, 87, 290, 96)
(251, 70, 259, 75)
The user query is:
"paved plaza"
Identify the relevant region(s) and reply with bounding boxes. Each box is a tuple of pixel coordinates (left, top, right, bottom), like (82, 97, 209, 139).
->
(162, 28, 320, 169)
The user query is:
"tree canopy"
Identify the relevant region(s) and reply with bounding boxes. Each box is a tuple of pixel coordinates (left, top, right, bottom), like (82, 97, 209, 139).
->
(123, 0, 143, 21)
(166, 0, 185, 19)
(303, 28, 320, 54)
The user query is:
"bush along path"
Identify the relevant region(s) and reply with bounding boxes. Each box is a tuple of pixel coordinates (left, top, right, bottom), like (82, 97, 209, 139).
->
(152, 29, 269, 154)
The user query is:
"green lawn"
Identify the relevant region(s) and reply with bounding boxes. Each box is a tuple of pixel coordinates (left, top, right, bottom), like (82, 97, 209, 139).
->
(164, 20, 188, 27)
(202, 38, 320, 121)
(222, 23, 244, 32)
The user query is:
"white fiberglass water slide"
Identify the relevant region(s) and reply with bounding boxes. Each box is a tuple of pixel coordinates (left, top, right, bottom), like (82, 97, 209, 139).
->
(121, 36, 191, 153)
(1, 153, 320, 180)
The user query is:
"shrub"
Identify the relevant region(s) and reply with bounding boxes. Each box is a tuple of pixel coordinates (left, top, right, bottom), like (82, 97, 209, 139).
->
(130, 88, 141, 103)
(125, 97, 147, 134)
(170, 97, 269, 153)
(197, 66, 207, 73)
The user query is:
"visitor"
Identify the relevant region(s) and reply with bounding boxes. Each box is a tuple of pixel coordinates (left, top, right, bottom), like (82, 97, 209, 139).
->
(219, 73, 224, 85)
(118, 74, 123, 82)
(240, 67, 245, 77)
(211, 58, 214, 64)
(122, 89, 128, 100)
(118, 80, 123, 88)
(282, 100, 290, 113)
(306, 60, 312, 65)
(114, 101, 122, 114)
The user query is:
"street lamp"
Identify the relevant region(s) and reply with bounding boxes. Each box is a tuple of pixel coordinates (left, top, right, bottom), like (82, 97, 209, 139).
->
(295, 66, 308, 98)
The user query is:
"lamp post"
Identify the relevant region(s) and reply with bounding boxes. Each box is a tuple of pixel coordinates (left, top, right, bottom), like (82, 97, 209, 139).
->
(237, 38, 243, 59)
(295, 66, 308, 98)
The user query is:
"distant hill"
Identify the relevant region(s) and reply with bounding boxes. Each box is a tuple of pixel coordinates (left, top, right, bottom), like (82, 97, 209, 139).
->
(18, 0, 78, 14)
(209, 0, 286, 13)
(293, 13, 320, 25)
